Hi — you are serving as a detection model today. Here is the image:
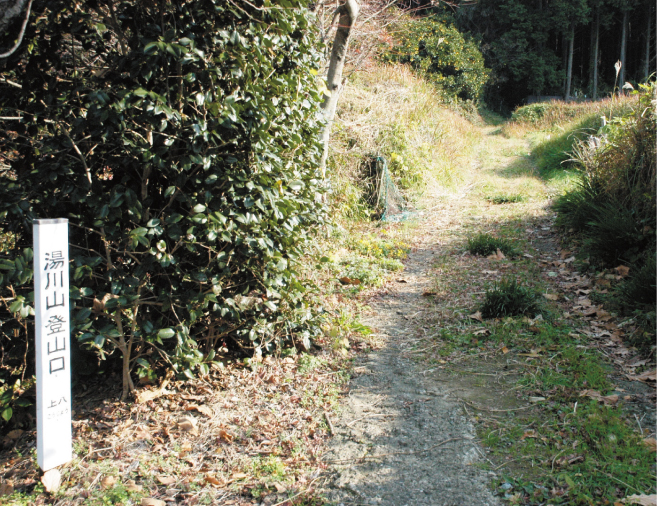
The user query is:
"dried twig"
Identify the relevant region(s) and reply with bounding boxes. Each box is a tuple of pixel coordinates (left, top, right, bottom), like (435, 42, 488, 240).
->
(323, 437, 463, 463)
(345, 413, 391, 427)
(270, 477, 320, 506)
(324, 411, 335, 435)
(461, 399, 533, 413)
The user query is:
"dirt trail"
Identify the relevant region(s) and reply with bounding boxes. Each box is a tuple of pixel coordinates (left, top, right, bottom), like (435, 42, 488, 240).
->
(319, 120, 656, 505)
(320, 127, 523, 505)
(321, 227, 501, 506)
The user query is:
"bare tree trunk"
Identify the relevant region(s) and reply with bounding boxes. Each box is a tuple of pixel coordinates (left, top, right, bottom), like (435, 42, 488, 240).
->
(593, 9, 600, 99)
(644, 4, 653, 80)
(562, 32, 568, 95)
(320, 0, 360, 179)
(619, 9, 627, 91)
(565, 24, 574, 100)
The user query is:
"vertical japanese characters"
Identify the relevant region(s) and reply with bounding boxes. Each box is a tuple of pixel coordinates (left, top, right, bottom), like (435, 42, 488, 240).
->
(34, 219, 72, 471)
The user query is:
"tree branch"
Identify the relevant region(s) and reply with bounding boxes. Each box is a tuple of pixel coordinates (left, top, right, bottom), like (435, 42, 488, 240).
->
(0, 0, 33, 59)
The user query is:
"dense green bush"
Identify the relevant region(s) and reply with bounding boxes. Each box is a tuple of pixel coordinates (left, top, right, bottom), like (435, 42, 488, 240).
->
(0, 0, 326, 403)
(385, 17, 489, 101)
(511, 103, 552, 122)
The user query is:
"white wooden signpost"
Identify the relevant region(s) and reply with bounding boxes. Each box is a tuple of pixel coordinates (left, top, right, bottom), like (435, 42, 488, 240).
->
(34, 218, 72, 471)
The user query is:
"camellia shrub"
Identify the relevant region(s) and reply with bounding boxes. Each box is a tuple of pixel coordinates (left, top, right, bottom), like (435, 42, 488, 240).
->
(386, 16, 489, 101)
(0, 0, 326, 402)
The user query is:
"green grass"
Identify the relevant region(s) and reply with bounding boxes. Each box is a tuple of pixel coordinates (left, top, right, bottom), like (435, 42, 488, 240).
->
(480, 278, 540, 318)
(424, 317, 657, 505)
(467, 233, 520, 257)
(486, 400, 656, 505)
(486, 193, 525, 204)
(531, 115, 601, 178)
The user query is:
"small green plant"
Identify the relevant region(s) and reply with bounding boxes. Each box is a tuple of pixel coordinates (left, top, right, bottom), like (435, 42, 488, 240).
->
(480, 278, 540, 318)
(349, 234, 410, 260)
(324, 308, 371, 354)
(297, 354, 328, 374)
(467, 233, 519, 257)
(251, 455, 286, 480)
(486, 193, 525, 204)
(338, 256, 403, 287)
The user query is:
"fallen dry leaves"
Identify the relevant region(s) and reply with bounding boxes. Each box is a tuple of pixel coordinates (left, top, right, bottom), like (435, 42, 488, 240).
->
(618, 494, 657, 505)
(0, 480, 14, 496)
(579, 389, 619, 406)
(40, 468, 61, 494)
(643, 438, 657, 452)
(0, 348, 349, 505)
(487, 248, 506, 260)
(141, 499, 166, 506)
(100, 475, 117, 489)
(626, 369, 657, 383)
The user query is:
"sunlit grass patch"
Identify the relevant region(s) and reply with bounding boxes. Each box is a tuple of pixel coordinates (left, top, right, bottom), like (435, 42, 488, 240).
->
(348, 234, 411, 260)
(486, 193, 525, 204)
(328, 63, 482, 220)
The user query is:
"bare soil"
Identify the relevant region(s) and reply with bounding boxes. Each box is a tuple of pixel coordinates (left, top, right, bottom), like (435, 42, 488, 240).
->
(320, 215, 504, 505)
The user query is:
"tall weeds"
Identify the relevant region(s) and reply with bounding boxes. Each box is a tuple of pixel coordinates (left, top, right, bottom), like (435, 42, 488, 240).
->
(327, 64, 480, 220)
(554, 83, 656, 344)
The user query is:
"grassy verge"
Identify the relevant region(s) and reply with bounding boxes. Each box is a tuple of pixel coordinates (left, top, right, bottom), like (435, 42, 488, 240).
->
(327, 63, 481, 219)
(552, 85, 656, 353)
(501, 97, 638, 194)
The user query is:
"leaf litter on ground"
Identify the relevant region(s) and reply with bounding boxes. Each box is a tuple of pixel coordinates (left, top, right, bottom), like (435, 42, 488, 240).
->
(0, 349, 354, 505)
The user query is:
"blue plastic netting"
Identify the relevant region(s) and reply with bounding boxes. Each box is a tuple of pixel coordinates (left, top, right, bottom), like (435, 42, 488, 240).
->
(372, 156, 415, 222)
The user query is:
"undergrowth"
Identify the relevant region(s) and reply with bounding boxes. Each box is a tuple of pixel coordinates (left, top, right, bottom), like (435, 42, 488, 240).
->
(486, 193, 525, 204)
(553, 83, 656, 347)
(327, 63, 480, 221)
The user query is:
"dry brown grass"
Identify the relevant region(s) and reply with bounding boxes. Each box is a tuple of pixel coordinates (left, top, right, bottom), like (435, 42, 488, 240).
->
(502, 95, 638, 137)
(328, 63, 481, 218)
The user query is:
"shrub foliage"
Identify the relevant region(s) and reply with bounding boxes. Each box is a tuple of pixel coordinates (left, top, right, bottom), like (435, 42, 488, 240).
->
(385, 16, 489, 102)
(0, 0, 326, 402)
(467, 233, 518, 258)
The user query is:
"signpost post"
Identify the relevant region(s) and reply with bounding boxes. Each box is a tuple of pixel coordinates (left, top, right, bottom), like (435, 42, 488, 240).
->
(33, 218, 72, 471)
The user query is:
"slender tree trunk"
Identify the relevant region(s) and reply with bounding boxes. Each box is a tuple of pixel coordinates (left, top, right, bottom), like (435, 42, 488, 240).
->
(619, 9, 628, 91)
(562, 32, 568, 95)
(644, 4, 653, 80)
(588, 12, 595, 92)
(593, 9, 600, 99)
(565, 24, 575, 100)
(320, 0, 359, 179)
(537, 0, 544, 52)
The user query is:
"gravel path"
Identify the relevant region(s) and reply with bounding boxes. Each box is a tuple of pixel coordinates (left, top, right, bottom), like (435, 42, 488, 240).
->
(321, 202, 502, 506)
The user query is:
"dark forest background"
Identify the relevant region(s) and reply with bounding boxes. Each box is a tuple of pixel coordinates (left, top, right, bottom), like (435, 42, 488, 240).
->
(441, 0, 655, 111)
